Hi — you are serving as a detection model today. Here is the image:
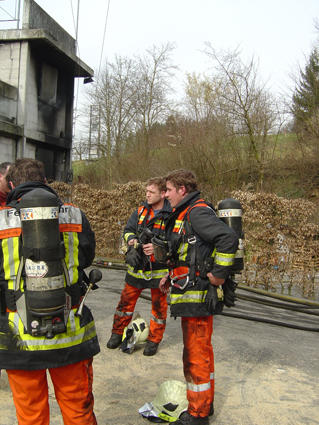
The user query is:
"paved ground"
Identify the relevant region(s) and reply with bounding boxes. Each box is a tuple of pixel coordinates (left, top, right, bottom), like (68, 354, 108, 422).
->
(0, 267, 318, 425)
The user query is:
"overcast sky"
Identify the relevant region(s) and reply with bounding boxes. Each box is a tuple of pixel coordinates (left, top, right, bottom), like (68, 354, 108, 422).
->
(1, 0, 318, 108)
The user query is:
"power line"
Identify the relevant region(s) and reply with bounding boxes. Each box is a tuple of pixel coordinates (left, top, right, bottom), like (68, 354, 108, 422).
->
(97, 0, 111, 81)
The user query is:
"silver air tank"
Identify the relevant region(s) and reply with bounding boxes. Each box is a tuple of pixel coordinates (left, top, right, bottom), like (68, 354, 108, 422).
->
(18, 188, 67, 337)
(217, 198, 244, 273)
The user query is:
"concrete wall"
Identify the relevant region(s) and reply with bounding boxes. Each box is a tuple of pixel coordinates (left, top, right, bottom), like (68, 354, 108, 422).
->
(0, 136, 16, 161)
(23, 0, 76, 57)
(0, 81, 18, 123)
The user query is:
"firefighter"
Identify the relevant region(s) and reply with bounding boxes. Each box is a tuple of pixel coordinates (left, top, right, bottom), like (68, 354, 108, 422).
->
(106, 177, 172, 356)
(0, 158, 99, 425)
(159, 169, 238, 425)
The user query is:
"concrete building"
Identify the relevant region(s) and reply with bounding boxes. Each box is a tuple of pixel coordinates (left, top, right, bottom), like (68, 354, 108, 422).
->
(0, 0, 93, 181)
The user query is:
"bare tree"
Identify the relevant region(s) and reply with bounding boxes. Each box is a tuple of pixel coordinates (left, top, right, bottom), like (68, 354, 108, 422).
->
(203, 45, 283, 188)
(133, 43, 177, 168)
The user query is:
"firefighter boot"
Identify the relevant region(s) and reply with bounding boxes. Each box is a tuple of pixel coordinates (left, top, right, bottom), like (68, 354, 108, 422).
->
(171, 411, 209, 425)
(209, 402, 214, 416)
(106, 333, 122, 349)
(143, 340, 159, 356)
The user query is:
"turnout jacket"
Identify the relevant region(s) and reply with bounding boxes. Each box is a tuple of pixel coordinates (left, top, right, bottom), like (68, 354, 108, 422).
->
(0, 182, 100, 370)
(165, 191, 238, 317)
(123, 199, 172, 288)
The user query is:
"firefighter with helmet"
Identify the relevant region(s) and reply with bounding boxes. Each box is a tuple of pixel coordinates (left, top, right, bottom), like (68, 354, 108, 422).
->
(0, 159, 100, 425)
(106, 177, 171, 356)
(159, 169, 238, 425)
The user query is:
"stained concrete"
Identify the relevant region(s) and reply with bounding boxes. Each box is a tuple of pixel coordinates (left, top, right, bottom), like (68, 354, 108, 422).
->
(0, 267, 318, 425)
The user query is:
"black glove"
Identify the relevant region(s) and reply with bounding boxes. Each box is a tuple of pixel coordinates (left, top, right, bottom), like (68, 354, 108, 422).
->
(205, 285, 224, 315)
(125, 246, 142, 270)
(223, 277, 237, 307)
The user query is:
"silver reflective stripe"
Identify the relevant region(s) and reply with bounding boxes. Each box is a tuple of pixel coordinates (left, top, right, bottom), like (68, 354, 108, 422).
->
(66, 232, 75, 283)
(187, 381, 211, 392)
(19, 328, 87, 347)
(0, 208, 20, 231)
(151, 315, 166, 325)
(217, 208, 242, 217)
(6, 237, 17, 280)
(170, 291, 206, 305)
(214, 254, 235, 265)
(115, 310, 133, 317)
(210, 372, 214, 380)
(59, 205, 82, 225)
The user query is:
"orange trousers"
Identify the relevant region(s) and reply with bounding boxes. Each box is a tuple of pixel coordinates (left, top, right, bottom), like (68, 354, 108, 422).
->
(6, 358, 96, 425)
(112, 282, 168, 343)
(182, 316, 214, 418)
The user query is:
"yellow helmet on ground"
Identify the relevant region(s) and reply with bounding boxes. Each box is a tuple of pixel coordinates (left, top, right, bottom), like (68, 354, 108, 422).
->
(139, 380, 188, 422)
(121, 316, 149, 354)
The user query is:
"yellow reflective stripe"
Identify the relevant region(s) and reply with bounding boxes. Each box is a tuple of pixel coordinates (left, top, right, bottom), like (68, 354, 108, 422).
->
(173, 219, 183, 232)
(2, 237, 20, 290)
(214, 252, 235, 266)
(170, 290, 207, 304)
(127, 266, 168, 279)
(63, 232, 79, 284)
(9, 310, 97, 351)
(124, 232, 135, 242)
(210, 247, 216, 258)
(177, 241, 188, 261)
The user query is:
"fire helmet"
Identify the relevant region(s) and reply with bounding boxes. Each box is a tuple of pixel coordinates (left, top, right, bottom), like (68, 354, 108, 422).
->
(121, 316, 149, 354)
(139, 380, 188, 422)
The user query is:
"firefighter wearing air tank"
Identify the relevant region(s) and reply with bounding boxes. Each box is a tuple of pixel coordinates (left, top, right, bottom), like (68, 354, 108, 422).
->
(0, 159, 99, 425)
(159, 169, 239, 425)
(106, 177, 172, 356)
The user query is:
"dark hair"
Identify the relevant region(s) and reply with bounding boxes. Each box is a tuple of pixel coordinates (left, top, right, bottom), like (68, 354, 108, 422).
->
(6, 158, 46, 187)
(146, 177, 166, 192)
(0, 162, 11, 175)
(165, 169, 198, 193)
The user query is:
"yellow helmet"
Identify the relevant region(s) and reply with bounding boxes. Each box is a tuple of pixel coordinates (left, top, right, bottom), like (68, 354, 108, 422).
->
(121, 316, 149, 354)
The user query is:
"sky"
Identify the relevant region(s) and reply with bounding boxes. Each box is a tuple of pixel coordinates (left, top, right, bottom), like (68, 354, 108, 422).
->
(1, 0, 319, 124)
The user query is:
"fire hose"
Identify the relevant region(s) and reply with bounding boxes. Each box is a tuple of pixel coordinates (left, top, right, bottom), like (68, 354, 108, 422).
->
(93, 259, 319, 332)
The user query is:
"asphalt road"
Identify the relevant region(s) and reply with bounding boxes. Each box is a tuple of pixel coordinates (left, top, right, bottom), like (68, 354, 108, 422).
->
(0, 267, 318, 425)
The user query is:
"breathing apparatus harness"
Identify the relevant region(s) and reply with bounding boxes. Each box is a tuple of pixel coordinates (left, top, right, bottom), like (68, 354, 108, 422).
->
(6, 188, 82, 339)
(126, 205, 165, 281)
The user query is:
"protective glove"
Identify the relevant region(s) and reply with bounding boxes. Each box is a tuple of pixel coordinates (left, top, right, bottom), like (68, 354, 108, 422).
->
(223, 277, 237, 307)
(205, 284, 224, 315)
(125, 245, 142, 270)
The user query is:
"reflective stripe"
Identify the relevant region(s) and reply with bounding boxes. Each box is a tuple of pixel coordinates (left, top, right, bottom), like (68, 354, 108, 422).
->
(214, 252, 235, 266)
(177, 241, 188, 261)
(124, 232, 135, 242)
(63, 232, 79, 284)
(127, 266, 168, 280)
(115, 310, 133, 317)
(173, 219, 184, 232)
(210, 372, 214, 380)
(170, 290, 207, 305)
(59, 204, 82, 233)
(0, 208, 21, 239)
(2, 237, 20, 291)
(151, 315, 166, 325)
(9, 310, 97, 350)
(186, 381, 211, 392)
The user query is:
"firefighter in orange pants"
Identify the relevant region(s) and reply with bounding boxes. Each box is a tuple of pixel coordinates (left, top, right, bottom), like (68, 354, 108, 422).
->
(7, 359, 95, 425)
(107, 177, 171, 356)
(159, 169, 238, 425)
(0, 159, 99, 425)
(112, 283, 168, 344)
